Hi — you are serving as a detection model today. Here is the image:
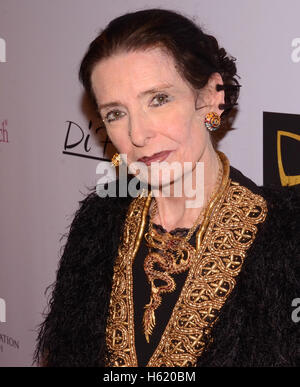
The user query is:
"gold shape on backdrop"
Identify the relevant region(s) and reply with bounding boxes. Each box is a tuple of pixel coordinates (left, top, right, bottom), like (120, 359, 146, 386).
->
(277, 130, 300, 186)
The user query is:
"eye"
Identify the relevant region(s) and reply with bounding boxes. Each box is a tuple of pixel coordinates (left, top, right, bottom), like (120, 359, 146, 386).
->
(104, 109, 125, 123)
(150, 93, 171, 107)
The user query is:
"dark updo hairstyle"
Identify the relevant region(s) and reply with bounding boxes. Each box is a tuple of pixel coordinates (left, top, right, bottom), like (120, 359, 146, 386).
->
(79, 8, 240, 118)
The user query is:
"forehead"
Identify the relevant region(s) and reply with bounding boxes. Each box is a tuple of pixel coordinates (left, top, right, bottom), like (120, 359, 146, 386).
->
(91, 47, 189, 103)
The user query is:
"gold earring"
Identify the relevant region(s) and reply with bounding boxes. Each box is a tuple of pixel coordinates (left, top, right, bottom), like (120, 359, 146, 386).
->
(204, 112, 221, 131)
(111, 153, 122, 167)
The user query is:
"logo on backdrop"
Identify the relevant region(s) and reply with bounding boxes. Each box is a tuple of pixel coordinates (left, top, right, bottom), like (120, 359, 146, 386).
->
(291, 38, 300, 63)
(0, 37, 6, 63)
(263, 112, 300, 190)
(0, 119, 9, 143)
(0, 298, 5, 323)
(63, 119, 113, 161)
(0, 333, 20, 354)
(0, 298, 21, 354)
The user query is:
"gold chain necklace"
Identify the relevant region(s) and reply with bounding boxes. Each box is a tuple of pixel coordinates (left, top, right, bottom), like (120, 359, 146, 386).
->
(143, 155, 223, 343)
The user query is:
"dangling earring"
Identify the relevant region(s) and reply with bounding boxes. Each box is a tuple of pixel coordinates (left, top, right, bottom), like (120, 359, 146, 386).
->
(204, 112, 221, 132)
(111, 153, 122, 167)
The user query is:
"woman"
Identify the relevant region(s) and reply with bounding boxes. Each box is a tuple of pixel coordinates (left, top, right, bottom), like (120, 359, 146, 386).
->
(34, 8, 300, 367)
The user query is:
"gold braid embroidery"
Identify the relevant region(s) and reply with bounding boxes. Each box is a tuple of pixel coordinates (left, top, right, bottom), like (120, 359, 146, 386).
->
(105, 152, 268, 367)
(142, 155, 223, 343)
(105, 191, 151, 367)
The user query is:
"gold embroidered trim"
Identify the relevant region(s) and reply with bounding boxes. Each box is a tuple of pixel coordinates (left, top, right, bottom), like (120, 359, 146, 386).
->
(105, 153, 268, 367)
(105, 191, 151, 367)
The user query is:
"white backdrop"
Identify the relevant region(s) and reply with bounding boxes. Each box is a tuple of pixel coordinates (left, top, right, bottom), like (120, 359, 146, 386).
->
(0, 0, 299, 366)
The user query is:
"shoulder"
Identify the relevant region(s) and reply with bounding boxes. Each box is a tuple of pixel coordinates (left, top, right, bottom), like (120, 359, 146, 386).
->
(230, 164, 300, 229)
(229, 164, 300, 279)
(66, 181, 132, 235)
(57, 180, 133, 275)
(261, 184, 300, 217)
(232, 163, 300, 288)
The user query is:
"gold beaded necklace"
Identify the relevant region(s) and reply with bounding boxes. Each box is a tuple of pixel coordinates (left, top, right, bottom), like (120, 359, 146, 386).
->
(143, 155, 223, 343)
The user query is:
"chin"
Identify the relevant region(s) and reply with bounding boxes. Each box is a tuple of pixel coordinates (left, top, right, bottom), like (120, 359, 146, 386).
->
(150, 171, 185, 195)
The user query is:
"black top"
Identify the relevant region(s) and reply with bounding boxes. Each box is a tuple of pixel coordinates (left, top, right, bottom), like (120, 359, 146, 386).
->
(133, 216, 199, 366)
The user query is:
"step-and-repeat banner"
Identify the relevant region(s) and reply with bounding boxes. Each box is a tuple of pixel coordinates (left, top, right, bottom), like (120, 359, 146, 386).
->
(0, 0, 299, 366)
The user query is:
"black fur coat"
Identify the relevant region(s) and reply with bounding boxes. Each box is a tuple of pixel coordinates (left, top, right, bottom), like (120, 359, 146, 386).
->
(34, 166, 300, 367)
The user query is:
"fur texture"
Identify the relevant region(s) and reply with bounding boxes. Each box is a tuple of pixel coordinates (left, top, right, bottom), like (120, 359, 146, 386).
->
(34, 188, 131, 367)
(33, 170, 300, 367)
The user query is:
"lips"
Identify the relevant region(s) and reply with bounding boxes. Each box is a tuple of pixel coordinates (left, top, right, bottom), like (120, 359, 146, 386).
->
(137, 150, 173, 166)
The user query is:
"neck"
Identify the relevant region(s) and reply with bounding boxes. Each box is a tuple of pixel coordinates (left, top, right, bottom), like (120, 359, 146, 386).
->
(150, 147, 222, 232)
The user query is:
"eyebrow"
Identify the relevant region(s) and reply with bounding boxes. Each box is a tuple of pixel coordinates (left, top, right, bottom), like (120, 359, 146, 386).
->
(98, 83, 174, 110)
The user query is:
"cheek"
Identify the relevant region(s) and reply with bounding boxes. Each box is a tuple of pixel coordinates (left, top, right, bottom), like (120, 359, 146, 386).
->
(173, 113, 204, 147)
(107, 129, 129, 152)
(176, 113, 208, 160)
(162, 110, 195, 143)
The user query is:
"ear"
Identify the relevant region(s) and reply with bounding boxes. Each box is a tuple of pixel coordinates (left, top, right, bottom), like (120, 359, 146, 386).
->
(207, 72, 225, 115)
(195, 72, 225, 115)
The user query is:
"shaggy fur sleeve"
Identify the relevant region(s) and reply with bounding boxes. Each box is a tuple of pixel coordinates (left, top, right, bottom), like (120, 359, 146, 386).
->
(197, 186, 300, 367)
(33, 188, 129, 367)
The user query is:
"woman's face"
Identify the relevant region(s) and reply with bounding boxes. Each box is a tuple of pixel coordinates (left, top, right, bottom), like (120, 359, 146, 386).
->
(91, 47, 223, 187)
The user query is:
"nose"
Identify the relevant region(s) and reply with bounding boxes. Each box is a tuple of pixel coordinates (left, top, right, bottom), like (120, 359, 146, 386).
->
(128, 110, 155, 147)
